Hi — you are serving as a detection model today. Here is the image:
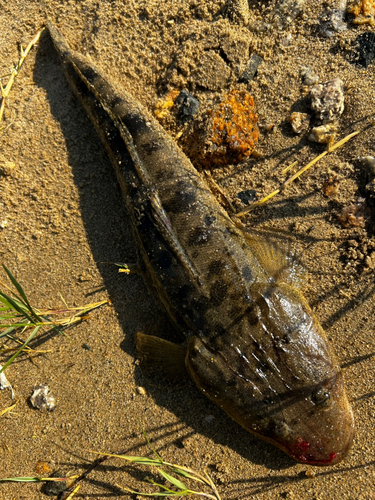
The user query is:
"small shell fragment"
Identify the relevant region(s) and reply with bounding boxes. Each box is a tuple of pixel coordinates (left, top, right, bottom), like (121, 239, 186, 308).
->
(310, 78, 345, 124)
(300, 66, 319, 86)
(30, 384, 56, 411)
(0, 365, 15, 399)
(289, 112, 311, 134)
(338, 198, 368, 228)
(308, 123, 337, 143)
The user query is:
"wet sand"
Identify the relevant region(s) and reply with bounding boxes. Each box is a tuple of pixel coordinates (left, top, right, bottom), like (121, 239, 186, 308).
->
(0, 1, 375, 498)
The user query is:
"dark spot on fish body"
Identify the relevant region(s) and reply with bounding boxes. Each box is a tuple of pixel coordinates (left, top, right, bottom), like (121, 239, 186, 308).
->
(117, 109, 150, 142)
(209, 280, 228, 307)
(241, 265, 253, 282)
(140, 140, 163, 156)
(155, 167, 173, 183)
(163, 185, 197, 214)
(188, 226, 212, 247)
(213, 323, 226, 339)
(207, 259, 226, 278)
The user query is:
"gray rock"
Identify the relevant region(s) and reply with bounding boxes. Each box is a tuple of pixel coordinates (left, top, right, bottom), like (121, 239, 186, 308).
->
(239, 54, 263, 83)
(175, 90, 200, 122)
(319, 9, 347, 38)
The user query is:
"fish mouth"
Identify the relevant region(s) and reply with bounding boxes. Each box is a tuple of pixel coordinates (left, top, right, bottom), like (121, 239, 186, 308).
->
(286, 425, 355, 466)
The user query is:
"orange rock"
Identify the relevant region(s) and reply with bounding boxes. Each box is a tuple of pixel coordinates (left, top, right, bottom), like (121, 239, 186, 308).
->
(202, 90, 259, 167)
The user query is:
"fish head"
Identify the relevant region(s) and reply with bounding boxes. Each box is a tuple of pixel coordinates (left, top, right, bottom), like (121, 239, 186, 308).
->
(186, 283, 354, 465)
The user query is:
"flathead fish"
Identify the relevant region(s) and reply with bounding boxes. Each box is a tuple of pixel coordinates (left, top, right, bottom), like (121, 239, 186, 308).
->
(48, 22, 355, 465)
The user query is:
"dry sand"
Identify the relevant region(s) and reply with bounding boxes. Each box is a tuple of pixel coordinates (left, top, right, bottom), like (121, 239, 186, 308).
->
(0, 0, 375, 498)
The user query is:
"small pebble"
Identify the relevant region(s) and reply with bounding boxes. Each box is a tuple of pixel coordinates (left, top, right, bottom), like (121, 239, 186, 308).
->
(0, 364, 14, 398)
(322, 179, 339, 197)
(237, 189, 257, 204)
(191, 90, 259, 167)
(41, 471, 67, 496)
(319, 9, 347, 37)
(35, 460, 52, 474)
(308, 123, 337, 143)
(175, 90, 200, 122)
(309, 78, 345, 124)
(288, 112, 311, 134)
(0, 161, 16, 176)
(30, 384, 56, 412)
(239, 54, 263, 83)
(82, 343, 91, 351)
(136, 386, 146, 395)
(204, 414, 215, 424)
(300, 66, 318, 86)
(338, 198, 368, 228)
(364, 255, 374, 268)
(271, 0, 306, 29)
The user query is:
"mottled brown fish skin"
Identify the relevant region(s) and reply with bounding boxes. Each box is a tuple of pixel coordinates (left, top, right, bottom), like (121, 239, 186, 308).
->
(48, 22, 355, 465)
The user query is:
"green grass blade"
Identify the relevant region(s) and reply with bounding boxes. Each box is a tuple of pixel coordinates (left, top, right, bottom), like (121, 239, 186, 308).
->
(120, 487, 186, 497)
(0, 325, 41, 373)
(0, 476, 67, 483)
(158, 470, 187, 491)
(2, 265, 33, 311)
(0, 322, 35, 328)
(0, 293, 24, 310)
(0, 326, 17, 340)
(0, 291, 35, 324)
(169, 467, 201, 481)
(141, 424, 163, 461)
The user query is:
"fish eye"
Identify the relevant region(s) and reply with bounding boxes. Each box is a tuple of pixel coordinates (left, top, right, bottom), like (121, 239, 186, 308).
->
(311, 387, 331, 407)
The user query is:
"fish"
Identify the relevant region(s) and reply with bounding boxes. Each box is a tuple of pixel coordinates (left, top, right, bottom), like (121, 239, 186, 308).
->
(47, 21, 355, 466)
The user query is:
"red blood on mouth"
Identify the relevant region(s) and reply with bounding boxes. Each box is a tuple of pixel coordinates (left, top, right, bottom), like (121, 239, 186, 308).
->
(296, 437, 310, 452)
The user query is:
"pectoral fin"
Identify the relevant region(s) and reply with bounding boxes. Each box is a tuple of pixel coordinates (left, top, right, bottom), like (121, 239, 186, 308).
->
(244, 233, 306, 289)
(136, 332, 189, 380)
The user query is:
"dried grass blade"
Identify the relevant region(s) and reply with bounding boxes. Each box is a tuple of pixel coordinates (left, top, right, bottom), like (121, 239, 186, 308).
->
(0, 400, 18, 417)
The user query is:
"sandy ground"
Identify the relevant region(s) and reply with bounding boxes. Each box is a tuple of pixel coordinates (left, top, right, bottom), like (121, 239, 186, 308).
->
(0, 0, 375, 498)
